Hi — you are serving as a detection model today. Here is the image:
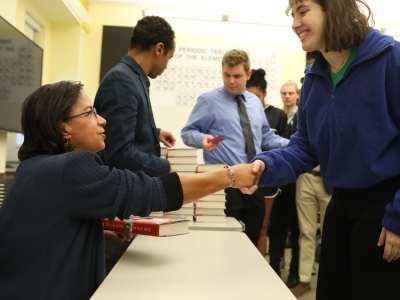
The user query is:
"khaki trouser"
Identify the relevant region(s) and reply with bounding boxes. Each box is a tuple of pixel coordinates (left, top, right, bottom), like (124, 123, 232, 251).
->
(296, 172, 331, 282)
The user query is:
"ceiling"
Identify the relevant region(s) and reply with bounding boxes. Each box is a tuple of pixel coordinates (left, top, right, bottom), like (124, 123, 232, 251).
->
(30, 0, 78, 25)
(90, 0, 400, 30)
(30, 0, 88, 25)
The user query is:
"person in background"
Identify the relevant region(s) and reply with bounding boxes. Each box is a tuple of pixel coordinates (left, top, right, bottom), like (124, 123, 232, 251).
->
(93, 16, 176, 273)
(0, 81, 259, 299)
(249, 0, 400, 299)
(181, 49, 289, 249)
(246, 68, 287, 256)
(267, 80, 300, 288)
(281, 80, 298, 138)
(290, 165, 332, 298)
(247, 68, 288, 137)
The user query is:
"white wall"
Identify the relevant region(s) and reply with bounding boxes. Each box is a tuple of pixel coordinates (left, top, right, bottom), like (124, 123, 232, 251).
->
(0, 0, 18, 24)
(6, 133, 19, 162)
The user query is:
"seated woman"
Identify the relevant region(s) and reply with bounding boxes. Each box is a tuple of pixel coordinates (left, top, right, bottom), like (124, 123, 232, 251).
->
(0, 81, 259, 300)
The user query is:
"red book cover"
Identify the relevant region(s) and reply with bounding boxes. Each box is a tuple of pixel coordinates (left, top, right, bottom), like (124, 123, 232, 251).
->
(103, 217, 189, 237)
(103, 218, 131, 233)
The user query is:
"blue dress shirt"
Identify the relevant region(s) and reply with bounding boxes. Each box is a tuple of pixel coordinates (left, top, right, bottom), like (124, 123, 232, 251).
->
(181, 86, 289, 165)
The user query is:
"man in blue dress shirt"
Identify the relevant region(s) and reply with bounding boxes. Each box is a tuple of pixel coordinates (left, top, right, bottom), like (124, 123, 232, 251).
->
(181, 49, 289, 246)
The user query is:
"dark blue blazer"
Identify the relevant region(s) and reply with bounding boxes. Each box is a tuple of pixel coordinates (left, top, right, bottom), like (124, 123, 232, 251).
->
(94, 55, 170, 177)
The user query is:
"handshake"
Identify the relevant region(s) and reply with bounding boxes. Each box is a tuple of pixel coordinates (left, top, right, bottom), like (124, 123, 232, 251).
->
(228, 159, 266, 194)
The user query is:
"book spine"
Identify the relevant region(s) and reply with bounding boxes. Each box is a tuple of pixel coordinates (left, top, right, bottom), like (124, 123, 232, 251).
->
(103, 218, 161, 236)
(131, 222, 161, 236)
(103, 219, 128, 233)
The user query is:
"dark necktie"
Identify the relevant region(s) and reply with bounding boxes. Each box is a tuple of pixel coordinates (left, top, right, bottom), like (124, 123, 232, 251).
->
(235, 95, 257, 162)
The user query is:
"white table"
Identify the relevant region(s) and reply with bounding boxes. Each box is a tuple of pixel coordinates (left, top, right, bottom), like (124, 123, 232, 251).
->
(188, 216, 244, 232)
(92, 231, 296, 300)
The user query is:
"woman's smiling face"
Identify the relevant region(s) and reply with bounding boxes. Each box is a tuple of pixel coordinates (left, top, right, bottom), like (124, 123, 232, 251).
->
(291, 0, 326, 53)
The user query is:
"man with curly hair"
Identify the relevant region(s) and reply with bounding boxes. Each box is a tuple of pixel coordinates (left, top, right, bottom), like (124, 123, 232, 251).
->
(94, 16, 177, 273)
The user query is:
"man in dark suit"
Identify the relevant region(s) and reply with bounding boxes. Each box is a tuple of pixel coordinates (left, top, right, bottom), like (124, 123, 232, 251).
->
(94, 16, 176, 177)
(93, 16, 176, 273)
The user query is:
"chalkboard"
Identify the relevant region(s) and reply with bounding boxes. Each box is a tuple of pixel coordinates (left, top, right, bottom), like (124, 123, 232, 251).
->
(0, 15, 43, 133)
(99, 25, 132, 83)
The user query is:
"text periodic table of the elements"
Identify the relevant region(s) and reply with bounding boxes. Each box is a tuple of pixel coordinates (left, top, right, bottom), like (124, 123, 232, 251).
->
(150, 44, 280, 108)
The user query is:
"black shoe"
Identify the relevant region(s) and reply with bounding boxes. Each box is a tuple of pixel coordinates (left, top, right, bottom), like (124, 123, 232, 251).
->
(286, 276, 299, 288)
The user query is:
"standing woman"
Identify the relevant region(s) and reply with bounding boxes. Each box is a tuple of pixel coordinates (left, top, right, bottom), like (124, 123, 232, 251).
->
(267, 81, 301, 288)
(249, 0, 400, 299)
(246, 69, 287, 256)
(246, 68, 288, 137)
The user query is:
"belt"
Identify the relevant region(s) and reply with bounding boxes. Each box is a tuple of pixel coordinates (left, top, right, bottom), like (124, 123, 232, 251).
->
(307, 170, 321, 176)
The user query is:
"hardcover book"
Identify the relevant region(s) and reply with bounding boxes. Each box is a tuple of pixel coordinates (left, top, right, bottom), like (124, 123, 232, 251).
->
(167, 148, 198, 157)
(194, 207, 225, 215)
(194, 215, 226, 223)
(167, 156, 198, 164)
(166, 206, 195, 215)
(103, 217, 190, 237)
(160, 147, 167, 158)
(163, 213, 194, 221)
(170, 163, 197, 172)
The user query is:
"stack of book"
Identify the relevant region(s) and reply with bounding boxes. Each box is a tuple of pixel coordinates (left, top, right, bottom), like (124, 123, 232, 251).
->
(151, 147, 174, 218)
(160, 146, 167, 159)
(167, 147, 198, 173)
(153, 147, 198, 220)
(103, 216, 190, 237)
(193, 163, 227, 223)
(164, 202, 194, 221)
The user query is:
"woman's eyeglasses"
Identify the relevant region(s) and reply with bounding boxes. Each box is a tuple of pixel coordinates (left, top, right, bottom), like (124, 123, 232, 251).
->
(67, 108, 98, 120)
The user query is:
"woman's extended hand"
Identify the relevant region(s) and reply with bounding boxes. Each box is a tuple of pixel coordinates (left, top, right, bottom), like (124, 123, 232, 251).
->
(231, 160, 266, 194)
(240, 159, 266, 194)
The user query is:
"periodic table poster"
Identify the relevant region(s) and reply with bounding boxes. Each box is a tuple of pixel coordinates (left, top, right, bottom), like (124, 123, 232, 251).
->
(149, 44, 280, 107)
(0, 35, 42, 102)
